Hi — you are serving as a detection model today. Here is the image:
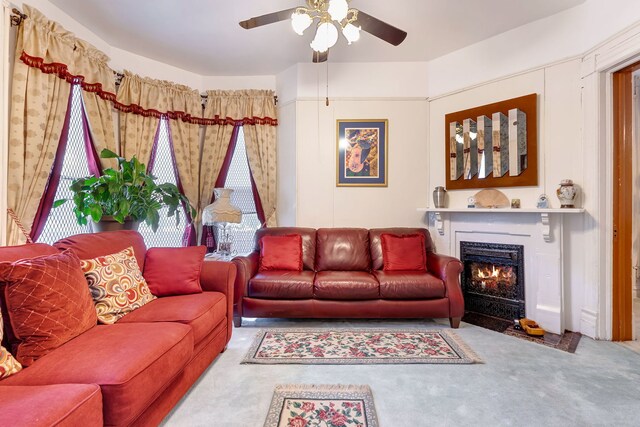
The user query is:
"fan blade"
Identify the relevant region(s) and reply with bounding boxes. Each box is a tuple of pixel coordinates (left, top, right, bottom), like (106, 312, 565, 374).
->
(239, 8, 297, 29)
(313, 51, 328, 63)
(356, 11, 407, 46)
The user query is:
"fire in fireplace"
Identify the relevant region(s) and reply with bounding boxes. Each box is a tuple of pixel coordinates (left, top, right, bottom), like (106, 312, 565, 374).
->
(460, 241, 525, 319)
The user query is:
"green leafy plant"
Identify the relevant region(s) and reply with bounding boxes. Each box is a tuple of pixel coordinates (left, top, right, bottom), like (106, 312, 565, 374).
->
(54, 149, 196, 232)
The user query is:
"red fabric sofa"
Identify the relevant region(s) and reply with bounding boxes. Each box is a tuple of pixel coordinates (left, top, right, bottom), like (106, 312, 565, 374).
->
(232, 227, 464, 328)
(0, 231, 236, 427)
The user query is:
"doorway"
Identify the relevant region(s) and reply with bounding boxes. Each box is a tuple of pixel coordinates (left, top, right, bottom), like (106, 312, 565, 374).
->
(612, 61, 640, 342)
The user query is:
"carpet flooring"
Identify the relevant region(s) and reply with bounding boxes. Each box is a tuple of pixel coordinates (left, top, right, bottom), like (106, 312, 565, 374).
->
(162, 318, 640, 427)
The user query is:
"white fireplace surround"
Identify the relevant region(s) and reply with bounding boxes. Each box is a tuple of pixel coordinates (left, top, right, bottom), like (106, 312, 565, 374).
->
(421, 210, 582, 335)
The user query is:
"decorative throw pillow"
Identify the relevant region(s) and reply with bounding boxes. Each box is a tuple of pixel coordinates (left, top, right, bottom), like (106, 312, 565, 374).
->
(0, 310, 21, 379)
(259, 234, 303, 272)
(80, 247, 156, 325)
(0, 250, 97, 366)
(143, 246, 206, 297)
(381, 233, 427, 272)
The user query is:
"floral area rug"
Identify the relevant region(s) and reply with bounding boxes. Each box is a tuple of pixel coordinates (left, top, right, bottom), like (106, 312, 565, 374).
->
(264, 384, 378, 427)
(243, 328, 482, 365)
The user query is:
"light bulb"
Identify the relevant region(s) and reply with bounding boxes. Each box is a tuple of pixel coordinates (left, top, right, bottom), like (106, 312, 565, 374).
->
(327, 0, 349, 22)
(291, 11, 312, 35)
(342, 23, 361, 44)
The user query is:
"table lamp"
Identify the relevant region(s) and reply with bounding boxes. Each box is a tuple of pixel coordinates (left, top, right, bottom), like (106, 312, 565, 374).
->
(202, 188, 242, 257)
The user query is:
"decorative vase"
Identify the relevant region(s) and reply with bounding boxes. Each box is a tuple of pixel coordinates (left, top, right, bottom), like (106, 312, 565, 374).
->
(433, 186, 447, 208)
(90, 216, 140, 233)
(556, 179, 577, 208)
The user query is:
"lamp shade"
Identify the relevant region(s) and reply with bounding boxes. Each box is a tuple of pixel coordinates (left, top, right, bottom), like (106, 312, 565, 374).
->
(202, 188, 242, 225)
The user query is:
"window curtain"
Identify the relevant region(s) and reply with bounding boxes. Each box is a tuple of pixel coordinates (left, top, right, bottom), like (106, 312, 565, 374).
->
(116, 72, 163, 166)
(234, 90, 278, 226)
(199, 90, 278, 230)
(116, 74, 202, 243)
(7, 6, 75, 245)
(199, 90, 245, 243)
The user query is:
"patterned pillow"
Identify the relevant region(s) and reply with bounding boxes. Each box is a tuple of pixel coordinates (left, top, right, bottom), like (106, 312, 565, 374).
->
(0, 311, 21, 379)
(80, 247, 156, 324)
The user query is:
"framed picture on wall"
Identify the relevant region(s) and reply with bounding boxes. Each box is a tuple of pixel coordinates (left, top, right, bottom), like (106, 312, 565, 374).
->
(336, 119, 388, 187)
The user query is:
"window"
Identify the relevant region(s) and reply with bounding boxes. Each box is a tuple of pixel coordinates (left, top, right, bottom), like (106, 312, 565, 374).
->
(38, 85, 91, 244)
(137, 117, 189, 248)
(220, 127, 261, 255)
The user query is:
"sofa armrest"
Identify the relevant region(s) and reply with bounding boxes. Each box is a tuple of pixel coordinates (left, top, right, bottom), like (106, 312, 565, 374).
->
(231, 252, 259, 321)
(200, 260, 237, 342)
(426, 252, 464, 318)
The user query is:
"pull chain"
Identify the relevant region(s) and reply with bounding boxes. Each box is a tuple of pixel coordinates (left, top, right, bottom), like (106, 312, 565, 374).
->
(325, 55, 329, 106)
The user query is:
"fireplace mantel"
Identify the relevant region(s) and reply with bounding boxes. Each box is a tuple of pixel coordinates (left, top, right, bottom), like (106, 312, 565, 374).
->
(417, 207, 585, 242)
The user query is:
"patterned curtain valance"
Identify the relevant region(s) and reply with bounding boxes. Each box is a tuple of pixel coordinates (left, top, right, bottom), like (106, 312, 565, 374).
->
(19, 5, 116, 98)
(202, 89, 278, 126)
(115, 71, 202, 122)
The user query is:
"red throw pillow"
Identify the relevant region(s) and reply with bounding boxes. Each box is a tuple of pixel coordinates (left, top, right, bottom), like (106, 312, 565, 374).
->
(0, 250, 97, 366)
(259, 235, 303, 272)
(143, 246, 207, 297)
(381, 233, 427, 272)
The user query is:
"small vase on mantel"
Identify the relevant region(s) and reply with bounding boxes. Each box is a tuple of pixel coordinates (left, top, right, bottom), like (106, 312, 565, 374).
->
(433, 186, 447, 208)
(556, 179, 577, 208)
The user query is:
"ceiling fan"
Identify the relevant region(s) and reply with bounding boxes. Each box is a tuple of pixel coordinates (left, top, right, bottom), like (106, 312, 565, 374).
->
(239, 0, 407, 63)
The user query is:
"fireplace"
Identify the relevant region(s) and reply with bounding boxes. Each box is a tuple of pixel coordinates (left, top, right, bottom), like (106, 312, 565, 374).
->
(460, 241, 525, 320)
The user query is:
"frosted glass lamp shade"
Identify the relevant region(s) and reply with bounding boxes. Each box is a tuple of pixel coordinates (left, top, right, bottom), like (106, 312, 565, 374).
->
(291, 11, 312, 35)
(327, 0, 349, 21)
(202, 188, 242, 225)
(342, 23, 361, 44)
(310, 22, 339, 52)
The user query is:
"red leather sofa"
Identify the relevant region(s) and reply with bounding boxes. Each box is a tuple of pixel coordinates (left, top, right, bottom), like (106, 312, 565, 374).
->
(0, 231, 236, 427)
(232, 227, 464, 328)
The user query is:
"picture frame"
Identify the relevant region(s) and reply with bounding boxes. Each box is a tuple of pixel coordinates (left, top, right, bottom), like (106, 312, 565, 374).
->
(336, 119, 388, 187)
(444, 93, 538, 190)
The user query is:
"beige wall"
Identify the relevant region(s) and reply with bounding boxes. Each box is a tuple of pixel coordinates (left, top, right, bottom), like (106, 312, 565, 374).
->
(293, 98, 429, 228)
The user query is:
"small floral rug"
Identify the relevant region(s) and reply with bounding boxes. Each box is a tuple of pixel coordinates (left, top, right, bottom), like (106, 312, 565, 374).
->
(264, 384, 378, 427)
(243, 328, 482, 365)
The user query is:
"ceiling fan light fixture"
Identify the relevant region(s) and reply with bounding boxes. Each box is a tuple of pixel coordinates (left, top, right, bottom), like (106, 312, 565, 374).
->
(291, 11, 312, 35)
(327, 0, 349, 22)
(342, 22, 361, 44)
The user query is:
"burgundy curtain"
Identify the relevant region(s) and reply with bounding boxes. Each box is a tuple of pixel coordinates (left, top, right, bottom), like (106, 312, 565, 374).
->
(201, 125, 241, 252)
(31, 85, 101, 242)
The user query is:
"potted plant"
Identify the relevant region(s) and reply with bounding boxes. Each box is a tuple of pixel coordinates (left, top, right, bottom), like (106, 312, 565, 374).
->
(55, 149, 196, 233)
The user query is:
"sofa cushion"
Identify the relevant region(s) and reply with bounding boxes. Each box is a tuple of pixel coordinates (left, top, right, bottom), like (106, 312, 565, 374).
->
(314, 271, 379, 300)
(381, 233, 427, 271)
(316, 228, 371, 271)
(259, 234, 303, 272)
(80, 246, 156, 325)
(0, 384, 103, 426)
(375, 271, 445, 299)
(2, 322, 193, 427)
(0, 243, 60, 348)
(249, 271, 315, 299)
(143, 246, 206, 296)
(116, 292, 226, 346)
(0, 250, 97, 366)
(254, 227, 317, 270)
(0, 310, 21, 379)
(54, 230, 148, 269)
(369, 228, 434, 271)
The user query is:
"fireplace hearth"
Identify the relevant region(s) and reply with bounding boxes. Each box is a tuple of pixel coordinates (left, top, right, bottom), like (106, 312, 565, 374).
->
(460, 241, 525, 320)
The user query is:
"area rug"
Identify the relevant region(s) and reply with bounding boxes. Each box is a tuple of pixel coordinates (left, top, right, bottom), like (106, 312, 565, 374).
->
(462, 312, 582, 353)
(243, 328, 482, 364)
(264, 384, 379, 427)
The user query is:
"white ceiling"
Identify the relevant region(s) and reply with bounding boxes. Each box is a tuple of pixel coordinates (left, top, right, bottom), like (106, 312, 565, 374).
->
(48, 0, 585, 76)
